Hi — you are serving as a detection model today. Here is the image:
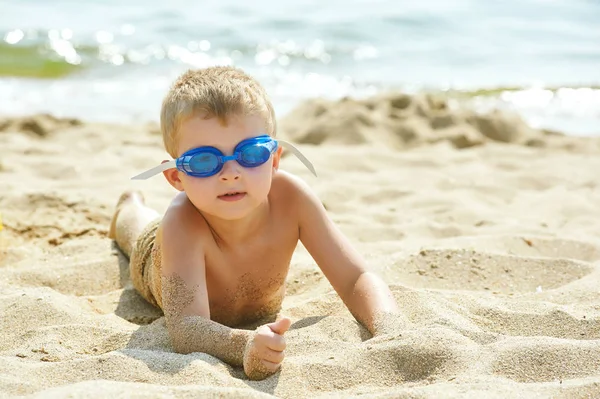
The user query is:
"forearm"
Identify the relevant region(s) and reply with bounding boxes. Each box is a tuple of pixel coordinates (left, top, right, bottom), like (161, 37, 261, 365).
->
(342, 271, 400, 335)
(166, 315, 252, 366)
(161, 273, 252, 366)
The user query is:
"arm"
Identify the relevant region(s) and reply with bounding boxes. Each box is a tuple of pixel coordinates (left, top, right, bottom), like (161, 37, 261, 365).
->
(161, 274, 251, 366)
(294, 177, 400, 335)
(160, 205, 251, 365)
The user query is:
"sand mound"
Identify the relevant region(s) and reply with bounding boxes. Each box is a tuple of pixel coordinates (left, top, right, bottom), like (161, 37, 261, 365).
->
(0, 114, 81, 138)
(279, 93, 600, 152)
(2, 94, 600, 398)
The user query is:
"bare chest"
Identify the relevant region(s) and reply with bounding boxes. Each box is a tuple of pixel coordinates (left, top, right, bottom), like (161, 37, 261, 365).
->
(204, 232, 297, 326)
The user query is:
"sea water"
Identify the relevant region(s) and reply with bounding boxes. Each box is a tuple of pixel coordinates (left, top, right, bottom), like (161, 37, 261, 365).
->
(1, 0, 599, 134)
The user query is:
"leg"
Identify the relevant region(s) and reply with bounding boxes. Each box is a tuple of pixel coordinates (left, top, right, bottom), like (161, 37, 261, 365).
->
(109, 191, 159, 258)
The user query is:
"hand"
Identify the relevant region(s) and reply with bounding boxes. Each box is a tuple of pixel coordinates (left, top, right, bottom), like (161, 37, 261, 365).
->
(243, 317, 291, 380)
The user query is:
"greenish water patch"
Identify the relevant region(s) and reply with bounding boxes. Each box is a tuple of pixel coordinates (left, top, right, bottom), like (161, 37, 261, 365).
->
(0, 43, 83, 78)
(444, 85, 600, 98)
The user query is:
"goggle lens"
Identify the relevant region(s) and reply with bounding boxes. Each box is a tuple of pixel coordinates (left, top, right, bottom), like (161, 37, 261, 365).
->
(240, 144, 271, 166)
(189, 152, 220, 175)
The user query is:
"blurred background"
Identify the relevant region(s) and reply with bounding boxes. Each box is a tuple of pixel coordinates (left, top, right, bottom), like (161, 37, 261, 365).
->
(1, 0, 599, 135)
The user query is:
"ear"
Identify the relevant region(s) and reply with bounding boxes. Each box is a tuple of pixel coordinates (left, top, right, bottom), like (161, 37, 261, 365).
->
(161, 160, 185, 191)
(272, 146, 283, 171)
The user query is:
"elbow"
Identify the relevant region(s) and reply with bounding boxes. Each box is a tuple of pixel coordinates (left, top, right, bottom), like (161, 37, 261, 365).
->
(341, 271, 386, 303)
(166, 317, 195, 354)
(342, 270, 369, 296)
(170, 335, 191, 354)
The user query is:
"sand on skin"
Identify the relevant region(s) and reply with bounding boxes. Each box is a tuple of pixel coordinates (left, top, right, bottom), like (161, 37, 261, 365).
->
(1, 94, 600, 398)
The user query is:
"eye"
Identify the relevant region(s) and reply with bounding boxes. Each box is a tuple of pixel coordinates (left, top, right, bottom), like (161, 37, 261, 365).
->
(190, 152, 219, 173)
(241, 145, 269, 164)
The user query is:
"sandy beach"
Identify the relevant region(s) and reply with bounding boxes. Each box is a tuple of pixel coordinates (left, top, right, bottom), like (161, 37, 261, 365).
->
(1, 92, 600, 398)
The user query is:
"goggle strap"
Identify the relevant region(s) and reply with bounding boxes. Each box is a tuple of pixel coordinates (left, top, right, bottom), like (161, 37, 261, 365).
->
(278, 139, 318, 177)
(130, 140, 317, 180)
(131, 160, 177, 180)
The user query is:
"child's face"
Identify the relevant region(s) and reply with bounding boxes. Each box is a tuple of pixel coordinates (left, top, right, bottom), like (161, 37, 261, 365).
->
(173, 114, 280, 221)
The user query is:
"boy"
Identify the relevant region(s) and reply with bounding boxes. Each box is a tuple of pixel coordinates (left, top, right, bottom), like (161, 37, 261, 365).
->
(109, 66, 401, 380)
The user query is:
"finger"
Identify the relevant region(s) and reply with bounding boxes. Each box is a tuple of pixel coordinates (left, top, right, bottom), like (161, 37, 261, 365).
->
(267, 317, 291, 335)
(260, 359, 281, 373)
(265, 334, 286, 352)
(255, 325, 287, 350)
(256, 325, 274, 339)
(260, 348, 285, 364)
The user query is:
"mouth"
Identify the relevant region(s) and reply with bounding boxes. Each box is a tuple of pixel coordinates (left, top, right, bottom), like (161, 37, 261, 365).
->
(218, 191, 247, 201)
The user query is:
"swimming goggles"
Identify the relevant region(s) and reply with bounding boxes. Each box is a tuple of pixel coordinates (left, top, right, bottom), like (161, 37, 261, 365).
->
(131, 135, 317, 179)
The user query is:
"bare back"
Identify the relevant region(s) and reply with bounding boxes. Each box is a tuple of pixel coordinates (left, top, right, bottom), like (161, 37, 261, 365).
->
(153, 171, 301, 327)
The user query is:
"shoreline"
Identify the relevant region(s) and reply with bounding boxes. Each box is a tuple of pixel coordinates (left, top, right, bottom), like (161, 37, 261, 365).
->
(1, 84, 600, 137)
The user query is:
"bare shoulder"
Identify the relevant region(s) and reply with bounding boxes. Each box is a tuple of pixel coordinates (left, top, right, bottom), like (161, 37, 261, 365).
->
(270, 170, 316, 203)
(272, 170, 323, 212)
(162, 192, 210, 234)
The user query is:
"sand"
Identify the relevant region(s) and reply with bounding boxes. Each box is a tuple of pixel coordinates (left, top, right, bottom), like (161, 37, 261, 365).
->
(1, 93, 600, 398)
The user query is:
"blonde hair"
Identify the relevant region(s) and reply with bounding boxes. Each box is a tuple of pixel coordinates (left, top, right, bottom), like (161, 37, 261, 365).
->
(160, 66, 277, 157)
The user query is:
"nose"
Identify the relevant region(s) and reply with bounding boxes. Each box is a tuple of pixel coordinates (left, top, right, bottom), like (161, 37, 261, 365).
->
(219, 159, 241, 181)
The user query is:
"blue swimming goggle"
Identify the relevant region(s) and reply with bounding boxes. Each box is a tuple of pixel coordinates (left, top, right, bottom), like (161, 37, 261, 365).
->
(131, 135, 317, 180)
